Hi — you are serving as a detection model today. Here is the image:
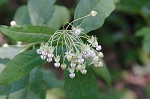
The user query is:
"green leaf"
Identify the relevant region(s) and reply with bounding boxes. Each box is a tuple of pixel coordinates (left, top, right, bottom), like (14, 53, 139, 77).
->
(92, 63, 111, 86)
(64, 69, 99, 99)
(0, 25, 55, 43)
(14, 5, 31, 25)
(74, 0, 115, 33)
(47, 5, 70, 29)
(136, 27, 150, 53)
(0, 49, 46, 85)
(27, 0, 56, 25)
(0, 45, 29, 59)
(117, 0, 150, 14)
(42, 68, 64, 89)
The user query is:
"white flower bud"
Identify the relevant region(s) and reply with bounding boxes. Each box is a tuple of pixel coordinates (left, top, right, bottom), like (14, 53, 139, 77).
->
(91, 11, 98, 17)
(98, 61, 103, 67)
(93, 56, 99, 61)
(36, 49, 41, 54)
(61, 64, 67, 70)
(98, 52, 104, 58)
(47, 58, 52, 62)
(54, 62, 60, 67)
(10, 21, 16, 26)
(77, 58, 84, 64)
(69, 73, 75, 78)
(96, 45, 102, 51)
(81, 69, 87, 74)
(42, 51, 47, 56)
(74, 29, 81, 35)
(48, 53, 54, 58)
(70, 62, 76, 68)
(41, 55, 46, 60)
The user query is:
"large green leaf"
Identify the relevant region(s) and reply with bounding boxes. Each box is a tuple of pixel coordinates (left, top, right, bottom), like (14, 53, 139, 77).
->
(136, 27, 150, 53)
(0, 49, 46, 85)
(92, 64, 111, 86)
(74, 0, 115, 33)
(47, 5, 70, 29)
(28, 0, 56, 25)
(0, 45, 29, 59)
(64, 69, 99, 99)
(0, 25, 55, 43)
(14, 5, 31, 25)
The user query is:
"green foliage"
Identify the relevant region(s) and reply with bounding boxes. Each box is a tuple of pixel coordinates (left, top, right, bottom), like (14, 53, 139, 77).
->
(47, 5, 70, 29)
(14, 5, 31, 25)
(64, 69, 99, 99)
(92, 63, 111, 86)
(0, 25, 55, 43)
(74, 0, 115, 33)
(117, 0, 150, 14)
(27, 0, 56, 25)
(0, 49, 46, 85)
(0, 0, 116, 98)
(136, 27, 150, 53)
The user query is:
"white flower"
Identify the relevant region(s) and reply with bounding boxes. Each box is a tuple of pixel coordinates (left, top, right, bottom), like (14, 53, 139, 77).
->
(77, 58, 84, 64)
(96, 45, 102, 51)
(72, 27, 83, 35)
(69, 73, 75, 78)
(76, 64, 82, 70)
(54, 62, 60, 67)
(90, 11, 98, 17)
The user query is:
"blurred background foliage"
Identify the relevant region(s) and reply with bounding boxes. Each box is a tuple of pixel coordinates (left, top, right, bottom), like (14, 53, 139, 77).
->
(0, 0, 150, 99)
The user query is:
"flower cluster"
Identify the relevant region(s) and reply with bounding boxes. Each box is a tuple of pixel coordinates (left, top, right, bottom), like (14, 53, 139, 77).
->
(36, 11, 104, 78)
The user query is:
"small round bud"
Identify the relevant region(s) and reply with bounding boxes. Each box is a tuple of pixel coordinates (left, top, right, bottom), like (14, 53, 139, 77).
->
(69, 73, 75, 78)
(61, 64, 67, 70)
(41, 55, 46, 60)
(81, 69, 87, 74)
(90, 11, 98, 17)
(54, 62, 60, 67)
(47, 58, 52, 62)
(48, 53, 54, 58)
(74, 29, 81, 35)
(36, 49, 41, 54)
(98, 52, 104, 58)
(96, 45, 102, 51)
(10, 21, 16, 26)
(77, 58, 84, 64)
(42, 51, 47, 56)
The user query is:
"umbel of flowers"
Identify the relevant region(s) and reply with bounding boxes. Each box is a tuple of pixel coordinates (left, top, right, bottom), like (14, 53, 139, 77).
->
(37, 11, 104, 78)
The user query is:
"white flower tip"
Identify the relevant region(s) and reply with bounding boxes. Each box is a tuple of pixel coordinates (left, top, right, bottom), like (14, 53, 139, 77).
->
(81, 69, 87, 74)
(10, 21, 16, 26)
(69, 73, 75, 78)
(91, 11, 98, 17)
(2, 43, 9, 47)
(98, 52, 104, 58)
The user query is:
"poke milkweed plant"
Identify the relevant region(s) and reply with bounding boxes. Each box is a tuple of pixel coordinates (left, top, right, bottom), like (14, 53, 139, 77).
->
(0, 0, 115, 99)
